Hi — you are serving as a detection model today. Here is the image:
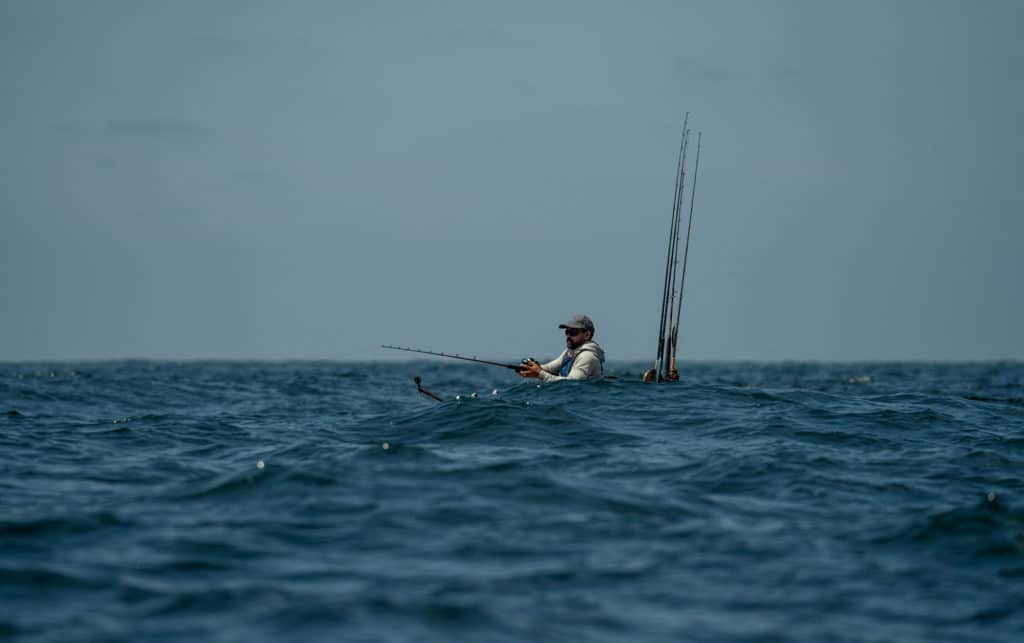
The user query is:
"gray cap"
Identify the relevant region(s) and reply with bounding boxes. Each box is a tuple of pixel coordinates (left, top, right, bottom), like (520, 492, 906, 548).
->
(558, 314, 594, 332)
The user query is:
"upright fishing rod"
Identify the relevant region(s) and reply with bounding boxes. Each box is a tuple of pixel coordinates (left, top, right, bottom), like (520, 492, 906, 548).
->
(662, 127, 691, 380)
(669, 131, 701, 374)
(654, 113, 689, 380)
(381, 345, 527, 371)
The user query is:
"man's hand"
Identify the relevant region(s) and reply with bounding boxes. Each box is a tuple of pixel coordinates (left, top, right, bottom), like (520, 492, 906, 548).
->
(517, 359, 542, 379)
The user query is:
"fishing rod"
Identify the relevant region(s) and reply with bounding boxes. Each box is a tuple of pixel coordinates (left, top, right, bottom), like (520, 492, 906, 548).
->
(655, 116, 688, 376)
(669, 131, 702, 376)
(654, 113, 689, 380)
(663, 127, 691, 380)
(381, 345, 527, 371)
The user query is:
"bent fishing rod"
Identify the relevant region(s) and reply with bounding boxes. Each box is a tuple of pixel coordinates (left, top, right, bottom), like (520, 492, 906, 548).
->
(381, 345, 529, 371)
(414, 376, 443, 402)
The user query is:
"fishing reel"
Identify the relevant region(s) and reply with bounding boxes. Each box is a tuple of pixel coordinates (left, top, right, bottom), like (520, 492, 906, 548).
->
(518, 357, 538, 372)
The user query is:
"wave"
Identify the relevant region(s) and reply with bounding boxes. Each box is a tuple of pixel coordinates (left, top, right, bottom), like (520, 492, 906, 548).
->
(2, 361, 1023, 641)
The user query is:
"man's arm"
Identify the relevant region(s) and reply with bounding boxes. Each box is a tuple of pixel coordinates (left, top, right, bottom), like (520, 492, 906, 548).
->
(539, 354, 563, 375)
(537, 351, 601, 382)
(518, 351, 566, 380)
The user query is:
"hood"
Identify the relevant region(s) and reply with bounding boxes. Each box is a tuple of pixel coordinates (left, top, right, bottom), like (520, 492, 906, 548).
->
(573, 341, 605, 364)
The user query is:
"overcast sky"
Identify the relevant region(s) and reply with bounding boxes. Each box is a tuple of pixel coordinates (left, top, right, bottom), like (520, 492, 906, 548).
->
(2, 1, 1022, 362)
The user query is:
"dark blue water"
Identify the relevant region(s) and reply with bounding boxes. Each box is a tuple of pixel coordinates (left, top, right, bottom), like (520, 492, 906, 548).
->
(2, 361, 1023, 642)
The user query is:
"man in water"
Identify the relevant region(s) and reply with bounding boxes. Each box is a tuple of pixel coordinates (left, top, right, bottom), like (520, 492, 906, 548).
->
(518, 314, 606, 381)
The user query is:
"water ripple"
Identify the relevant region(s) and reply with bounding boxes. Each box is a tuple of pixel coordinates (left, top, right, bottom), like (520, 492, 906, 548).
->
(1, 360, 1022, 641)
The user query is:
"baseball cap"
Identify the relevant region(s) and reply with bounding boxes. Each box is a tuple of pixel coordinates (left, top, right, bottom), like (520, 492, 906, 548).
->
(558, 314, 595, 333)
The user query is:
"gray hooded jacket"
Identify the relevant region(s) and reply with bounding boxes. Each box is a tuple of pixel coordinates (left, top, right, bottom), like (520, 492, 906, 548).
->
(537, 341, 605, 382)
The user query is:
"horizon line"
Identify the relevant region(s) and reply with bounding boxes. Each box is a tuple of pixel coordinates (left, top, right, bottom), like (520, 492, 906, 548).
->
(1, 356, 1020, 365)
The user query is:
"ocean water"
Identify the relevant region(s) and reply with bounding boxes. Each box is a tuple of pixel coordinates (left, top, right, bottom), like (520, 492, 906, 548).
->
(2, 360, 1022, 642)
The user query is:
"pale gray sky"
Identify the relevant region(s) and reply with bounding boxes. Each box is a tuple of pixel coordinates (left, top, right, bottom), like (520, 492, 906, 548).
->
(2, 1, 1022, 361)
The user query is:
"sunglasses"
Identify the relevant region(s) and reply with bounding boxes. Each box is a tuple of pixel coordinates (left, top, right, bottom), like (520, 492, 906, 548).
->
(564, 328, 586, 337)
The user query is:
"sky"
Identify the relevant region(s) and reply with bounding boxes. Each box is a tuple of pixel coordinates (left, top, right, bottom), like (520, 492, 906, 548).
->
(2, 0, 1022, 362)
